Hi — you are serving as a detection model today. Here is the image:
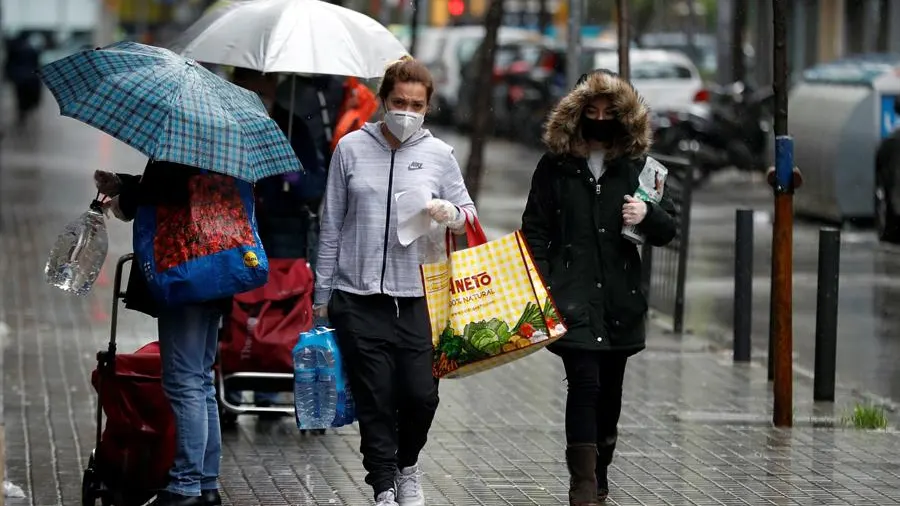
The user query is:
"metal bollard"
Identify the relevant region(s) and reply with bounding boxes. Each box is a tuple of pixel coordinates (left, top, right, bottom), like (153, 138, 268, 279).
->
(733, 209, 754, 362)
(813, 228, 841, 402)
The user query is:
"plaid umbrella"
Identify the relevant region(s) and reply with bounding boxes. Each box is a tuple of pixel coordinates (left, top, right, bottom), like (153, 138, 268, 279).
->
(37, 41, 301, 182)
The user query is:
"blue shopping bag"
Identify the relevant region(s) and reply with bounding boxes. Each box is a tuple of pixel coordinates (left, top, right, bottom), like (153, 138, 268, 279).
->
(134, 173, 269, 306)
(293, 327, 356, 430)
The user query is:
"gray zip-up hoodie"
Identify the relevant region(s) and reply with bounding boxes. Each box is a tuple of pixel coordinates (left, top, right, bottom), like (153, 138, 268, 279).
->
(314, 122, 477, 305)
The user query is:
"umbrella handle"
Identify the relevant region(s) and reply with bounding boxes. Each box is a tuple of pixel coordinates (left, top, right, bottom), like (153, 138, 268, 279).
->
(287, 75, 296, 147)
(284, 74, 307, 184)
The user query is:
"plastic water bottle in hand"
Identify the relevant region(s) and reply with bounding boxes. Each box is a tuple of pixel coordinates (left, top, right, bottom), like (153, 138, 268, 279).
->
(45, 197, 109, 295)
(293, 328, 338, 430)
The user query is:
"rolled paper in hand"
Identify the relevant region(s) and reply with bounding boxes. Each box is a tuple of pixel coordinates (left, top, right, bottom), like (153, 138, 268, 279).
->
(622, 157, 668, 245)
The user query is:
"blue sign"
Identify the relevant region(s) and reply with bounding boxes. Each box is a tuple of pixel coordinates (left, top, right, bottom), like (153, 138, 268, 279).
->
(881, 95, 900, 138)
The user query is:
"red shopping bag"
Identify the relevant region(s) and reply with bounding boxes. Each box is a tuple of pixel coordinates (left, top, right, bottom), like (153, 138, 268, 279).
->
(220, 258, 314, 373)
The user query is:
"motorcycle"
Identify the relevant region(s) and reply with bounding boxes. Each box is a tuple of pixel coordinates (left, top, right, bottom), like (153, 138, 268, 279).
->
(653, 82, 774, 186)
(502, 63, 560, 144)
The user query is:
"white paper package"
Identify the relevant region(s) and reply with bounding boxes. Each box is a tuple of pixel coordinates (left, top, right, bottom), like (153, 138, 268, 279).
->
(622, 156, 668, 245)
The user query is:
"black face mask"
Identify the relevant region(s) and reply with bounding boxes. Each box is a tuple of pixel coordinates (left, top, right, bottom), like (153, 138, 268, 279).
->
(581, 118, 621, 142)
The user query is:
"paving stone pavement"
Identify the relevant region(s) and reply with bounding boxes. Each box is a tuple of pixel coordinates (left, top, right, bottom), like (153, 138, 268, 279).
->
(3, 102, 900, 505)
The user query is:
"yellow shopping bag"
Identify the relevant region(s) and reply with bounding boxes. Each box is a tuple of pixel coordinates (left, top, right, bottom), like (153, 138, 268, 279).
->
(421, 221, 567, 379)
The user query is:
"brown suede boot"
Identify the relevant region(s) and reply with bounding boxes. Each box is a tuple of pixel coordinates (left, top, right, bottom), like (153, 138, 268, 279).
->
(566, 444, 599, 506)
(596, 464, 609, 502)
(596, 435, 616, 502)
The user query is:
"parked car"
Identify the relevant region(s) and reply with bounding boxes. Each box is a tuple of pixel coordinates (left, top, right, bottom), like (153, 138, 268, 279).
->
(453, 37, 550, 131)
(494, 39, 621, 142)
(590, 49, 707, 114)
(653, 82, 773, 186)
(415, 26, 539, 123)
(396, 26, 444, 63)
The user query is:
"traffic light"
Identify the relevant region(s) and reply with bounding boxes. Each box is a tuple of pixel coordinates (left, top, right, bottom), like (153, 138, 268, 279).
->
(448, 0, 465, 17)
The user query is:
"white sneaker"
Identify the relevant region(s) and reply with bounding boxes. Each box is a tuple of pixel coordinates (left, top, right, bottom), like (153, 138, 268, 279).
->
(395, 465, 426, 506)
(375, 489, 400, 506)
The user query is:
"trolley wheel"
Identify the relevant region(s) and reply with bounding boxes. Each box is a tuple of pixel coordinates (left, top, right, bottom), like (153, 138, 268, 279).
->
(81, 466, 98, 506)
(220, 408, 238, 429)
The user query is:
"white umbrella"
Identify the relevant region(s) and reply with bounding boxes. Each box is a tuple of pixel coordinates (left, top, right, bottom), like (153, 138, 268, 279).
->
(169, 0, 409, 78)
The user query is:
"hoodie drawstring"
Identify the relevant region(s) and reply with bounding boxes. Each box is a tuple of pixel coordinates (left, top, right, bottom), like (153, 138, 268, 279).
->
(394, 297, 400, 318)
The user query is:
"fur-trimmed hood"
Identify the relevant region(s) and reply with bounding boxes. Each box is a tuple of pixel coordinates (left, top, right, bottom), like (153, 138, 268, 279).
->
(542, 70, 652, 159)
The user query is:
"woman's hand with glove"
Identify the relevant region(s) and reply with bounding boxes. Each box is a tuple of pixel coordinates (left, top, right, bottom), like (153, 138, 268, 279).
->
(426, 199, 465, 230)
(94, 170, 122, 197)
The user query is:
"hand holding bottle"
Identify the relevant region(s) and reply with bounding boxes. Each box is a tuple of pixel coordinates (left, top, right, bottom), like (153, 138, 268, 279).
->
(94, 170, 122, 197)
(102, 197, 130, 222)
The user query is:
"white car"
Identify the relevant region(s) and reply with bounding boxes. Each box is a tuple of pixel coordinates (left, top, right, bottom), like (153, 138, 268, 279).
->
(404, 26, 539, 122)
(592, 49, 707, 114)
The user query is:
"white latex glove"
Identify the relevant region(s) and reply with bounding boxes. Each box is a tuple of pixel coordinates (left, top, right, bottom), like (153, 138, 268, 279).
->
(94, 170, 122, 197)
(426, 199, 461, 226)
(102, 196, 131, 222)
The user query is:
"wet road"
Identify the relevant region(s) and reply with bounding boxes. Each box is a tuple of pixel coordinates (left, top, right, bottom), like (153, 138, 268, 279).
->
(432, 126, 900, 405)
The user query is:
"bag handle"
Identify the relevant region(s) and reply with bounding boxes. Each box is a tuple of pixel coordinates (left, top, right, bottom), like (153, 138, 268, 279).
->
(515, 231, 548, 325)
(444, 208, 487, 256)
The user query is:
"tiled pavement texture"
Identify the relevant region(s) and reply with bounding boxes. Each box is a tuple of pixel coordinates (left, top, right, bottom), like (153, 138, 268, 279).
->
(3, 102, 900, 505)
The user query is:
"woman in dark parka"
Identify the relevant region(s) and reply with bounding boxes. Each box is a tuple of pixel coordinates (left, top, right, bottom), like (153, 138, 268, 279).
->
(521, 69, 677, 505)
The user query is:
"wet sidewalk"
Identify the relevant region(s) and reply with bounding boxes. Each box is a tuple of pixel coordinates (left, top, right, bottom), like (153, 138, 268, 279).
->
(2, 101, 900, 505)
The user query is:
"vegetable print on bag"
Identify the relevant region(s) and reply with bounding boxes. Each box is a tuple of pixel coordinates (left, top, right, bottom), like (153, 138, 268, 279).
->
(421, 229, 566, 379)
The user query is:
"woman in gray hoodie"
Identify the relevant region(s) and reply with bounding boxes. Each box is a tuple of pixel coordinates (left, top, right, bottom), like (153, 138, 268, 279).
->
(313, 56, 477, 506)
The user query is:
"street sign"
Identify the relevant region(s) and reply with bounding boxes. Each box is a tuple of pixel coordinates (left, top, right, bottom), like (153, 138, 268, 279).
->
(881, 95, 899, 138)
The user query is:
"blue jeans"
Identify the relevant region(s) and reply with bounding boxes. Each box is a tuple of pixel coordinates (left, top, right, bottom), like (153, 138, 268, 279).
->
(158, 303, 223, 496)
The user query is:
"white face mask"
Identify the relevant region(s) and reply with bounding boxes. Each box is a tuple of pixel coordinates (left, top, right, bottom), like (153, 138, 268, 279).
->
(384, 110, 424, 143)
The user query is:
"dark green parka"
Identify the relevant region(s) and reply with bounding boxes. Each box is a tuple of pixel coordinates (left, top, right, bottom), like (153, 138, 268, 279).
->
(521, 71, 677, 355)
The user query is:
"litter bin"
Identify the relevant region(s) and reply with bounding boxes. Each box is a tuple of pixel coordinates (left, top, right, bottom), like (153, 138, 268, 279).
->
(790, 57, 900, 223)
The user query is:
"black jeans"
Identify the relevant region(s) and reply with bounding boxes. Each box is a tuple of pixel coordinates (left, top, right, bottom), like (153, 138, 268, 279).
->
(560, 350, 629, 467)
(329, 290, 439, 496)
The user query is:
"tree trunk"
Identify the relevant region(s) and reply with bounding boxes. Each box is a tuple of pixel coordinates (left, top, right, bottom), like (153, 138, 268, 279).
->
(731, 0, 747, 83)
(538, 0, 550, 35)
(617, 0, 630, 79)
(630, 0, 656, 47)
(877, 0, 890, 51)
(409, 0, 420, 57)
(463, 0, 504, 204)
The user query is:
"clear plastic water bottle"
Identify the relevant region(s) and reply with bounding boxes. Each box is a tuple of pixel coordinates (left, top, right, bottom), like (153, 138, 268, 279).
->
(316, 346, 338, 427)
(45, 199, 108, 295)
(293, 328, 338, 429)
(294, 346, 320, 428)
(334, 378, 355, 426)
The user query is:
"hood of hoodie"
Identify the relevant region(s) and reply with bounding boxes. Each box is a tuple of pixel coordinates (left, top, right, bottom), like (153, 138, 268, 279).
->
(361, 121, 432, 151)
(542, 71, 652, 160)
